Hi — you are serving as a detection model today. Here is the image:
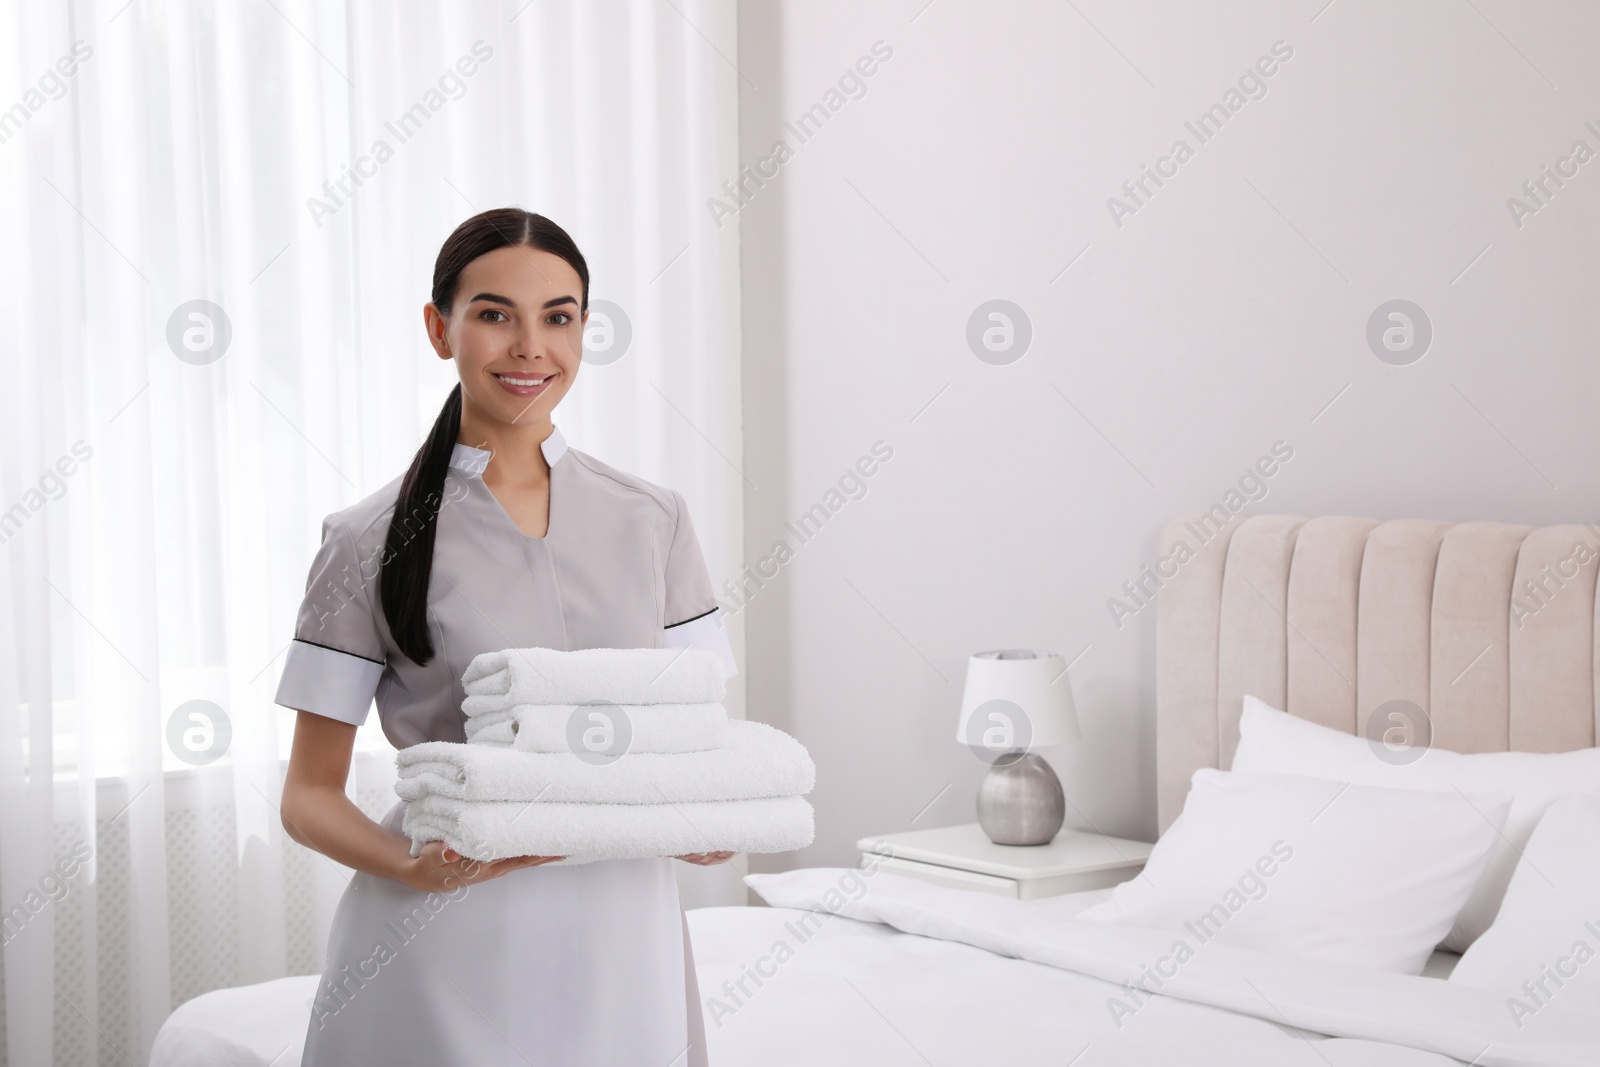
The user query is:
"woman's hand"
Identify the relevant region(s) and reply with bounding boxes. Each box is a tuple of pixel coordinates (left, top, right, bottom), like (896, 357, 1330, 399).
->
(673, 851, 736, 866)
(402, 840, 567, 892)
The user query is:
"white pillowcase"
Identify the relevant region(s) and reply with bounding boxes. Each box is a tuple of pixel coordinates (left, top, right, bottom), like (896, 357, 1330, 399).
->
(1450, 795, 1600, 1024)
(1077, 768, 1509, 974)
(1232, 694, 1600, 952)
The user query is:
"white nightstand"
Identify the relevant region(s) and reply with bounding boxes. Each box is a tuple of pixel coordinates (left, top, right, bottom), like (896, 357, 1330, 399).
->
(856, 823, 1153, 901)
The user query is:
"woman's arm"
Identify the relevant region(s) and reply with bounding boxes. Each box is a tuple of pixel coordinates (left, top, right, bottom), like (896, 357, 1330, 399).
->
(280, 709, 563, 891)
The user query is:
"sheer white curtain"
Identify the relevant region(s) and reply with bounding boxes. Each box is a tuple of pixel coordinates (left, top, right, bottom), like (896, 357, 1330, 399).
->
(0, 1, 741, 1063)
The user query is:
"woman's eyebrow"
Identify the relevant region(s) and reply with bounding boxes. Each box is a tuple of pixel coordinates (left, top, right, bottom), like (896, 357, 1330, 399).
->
(467, 292, 579, 310)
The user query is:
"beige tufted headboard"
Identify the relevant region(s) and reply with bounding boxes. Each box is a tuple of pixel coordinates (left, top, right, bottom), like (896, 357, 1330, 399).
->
(1155, 513, 1600, 833)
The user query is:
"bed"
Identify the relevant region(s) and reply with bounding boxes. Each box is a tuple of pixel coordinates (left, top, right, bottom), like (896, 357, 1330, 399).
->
(153, 514, 1600, 1066)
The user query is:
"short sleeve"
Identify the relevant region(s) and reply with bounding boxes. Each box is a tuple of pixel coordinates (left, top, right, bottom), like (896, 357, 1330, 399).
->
(272, 513, 387, 726)
(660, 489, 737, 679)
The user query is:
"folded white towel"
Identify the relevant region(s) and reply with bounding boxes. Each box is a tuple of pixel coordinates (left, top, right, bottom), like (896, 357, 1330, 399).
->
(462, 701, 728, 754)
(402, 794, 814, 863)
(461, 646, 725, 708)
(395, 719, 814, 804)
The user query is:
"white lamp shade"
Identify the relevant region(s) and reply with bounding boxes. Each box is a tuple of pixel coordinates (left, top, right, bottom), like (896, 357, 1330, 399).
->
(955, 649, 1081, 752)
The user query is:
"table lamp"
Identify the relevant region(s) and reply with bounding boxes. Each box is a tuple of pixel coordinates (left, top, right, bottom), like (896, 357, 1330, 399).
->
(956, 649, 1081, 845)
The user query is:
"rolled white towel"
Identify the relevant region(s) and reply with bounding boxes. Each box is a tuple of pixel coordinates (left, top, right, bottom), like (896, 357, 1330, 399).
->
(402, 793, 815, 863)
(462, 646, 725, 708)
(395, 719, 814, 804)
(462, 701, 728, 753)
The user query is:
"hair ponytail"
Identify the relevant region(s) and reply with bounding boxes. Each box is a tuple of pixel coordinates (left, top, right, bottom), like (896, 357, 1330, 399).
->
(379, 208, 589, 665)
(380, 383, 462, 665)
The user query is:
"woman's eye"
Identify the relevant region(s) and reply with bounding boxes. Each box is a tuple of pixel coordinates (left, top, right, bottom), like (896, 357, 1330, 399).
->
(480, 309, 507, 323)
(549, 312, 572, 326)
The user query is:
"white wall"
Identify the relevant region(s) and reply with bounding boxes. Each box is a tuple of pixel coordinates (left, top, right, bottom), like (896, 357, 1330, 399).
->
(735, 0, 1600, 868)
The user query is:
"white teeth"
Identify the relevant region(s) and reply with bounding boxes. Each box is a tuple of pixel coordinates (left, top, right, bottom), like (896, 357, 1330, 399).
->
(495, 373, 549, 386)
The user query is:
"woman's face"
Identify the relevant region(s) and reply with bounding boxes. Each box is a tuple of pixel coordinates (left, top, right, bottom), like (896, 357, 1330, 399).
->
(427, 244, 587, 429)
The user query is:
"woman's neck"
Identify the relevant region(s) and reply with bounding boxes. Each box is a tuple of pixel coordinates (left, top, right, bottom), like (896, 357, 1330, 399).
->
(457, 416, 555, 484)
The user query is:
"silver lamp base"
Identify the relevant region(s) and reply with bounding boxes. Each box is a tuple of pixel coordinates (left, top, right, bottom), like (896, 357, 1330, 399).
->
(976, 752, 1065, 845)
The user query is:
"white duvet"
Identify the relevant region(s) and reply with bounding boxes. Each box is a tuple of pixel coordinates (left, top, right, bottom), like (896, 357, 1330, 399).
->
(708, 867, 1600, 1067)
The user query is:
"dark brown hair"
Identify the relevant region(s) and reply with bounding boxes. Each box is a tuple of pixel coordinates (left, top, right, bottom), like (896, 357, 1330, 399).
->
(381, 209, 589, 665)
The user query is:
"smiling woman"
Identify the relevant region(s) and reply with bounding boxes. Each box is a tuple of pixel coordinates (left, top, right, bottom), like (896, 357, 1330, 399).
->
(274, 208, 737, 1067)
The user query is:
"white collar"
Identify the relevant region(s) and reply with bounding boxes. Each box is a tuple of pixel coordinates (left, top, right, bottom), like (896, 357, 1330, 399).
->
(448, 425, 567, 475)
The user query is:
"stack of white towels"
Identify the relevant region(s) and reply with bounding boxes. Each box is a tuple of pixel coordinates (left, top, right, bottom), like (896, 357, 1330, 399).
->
(397, 646, 816, 865)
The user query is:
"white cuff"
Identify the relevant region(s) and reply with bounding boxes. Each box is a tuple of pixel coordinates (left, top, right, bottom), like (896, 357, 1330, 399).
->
(273, 639, 383, 726)
(662, 608, 737, 679)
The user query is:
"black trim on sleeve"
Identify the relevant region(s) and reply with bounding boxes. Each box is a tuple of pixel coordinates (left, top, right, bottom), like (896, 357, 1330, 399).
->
(292, 636, 386, 665)
(663, 605, 718, 629)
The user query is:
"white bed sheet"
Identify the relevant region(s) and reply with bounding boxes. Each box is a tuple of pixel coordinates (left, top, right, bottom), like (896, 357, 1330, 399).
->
(150, 974, 316, 1067)
(689, 885, 1465, 1067)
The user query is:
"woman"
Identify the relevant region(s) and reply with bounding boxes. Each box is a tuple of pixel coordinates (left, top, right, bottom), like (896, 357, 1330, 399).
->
(275, 208, 735, 1066)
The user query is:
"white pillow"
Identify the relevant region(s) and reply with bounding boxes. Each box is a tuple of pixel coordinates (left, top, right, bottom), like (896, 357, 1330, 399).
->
(1232, 694, 1600, 952)
(1450, 795, 1600, 1024)
(1077, 768, 1509, 974)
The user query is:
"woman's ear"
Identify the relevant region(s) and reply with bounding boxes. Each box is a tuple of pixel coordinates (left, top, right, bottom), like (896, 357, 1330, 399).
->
(423, 302, 453, 360)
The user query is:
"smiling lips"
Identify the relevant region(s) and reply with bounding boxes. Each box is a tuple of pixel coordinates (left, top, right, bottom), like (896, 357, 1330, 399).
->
(493, 371, 554, 398)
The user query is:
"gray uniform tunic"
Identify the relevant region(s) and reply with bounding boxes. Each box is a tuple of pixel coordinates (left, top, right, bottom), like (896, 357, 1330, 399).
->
(274, 423, 732, 1066)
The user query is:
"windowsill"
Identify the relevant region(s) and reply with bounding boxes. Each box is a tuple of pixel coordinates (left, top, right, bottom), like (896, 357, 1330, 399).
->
(34, 702, 396, 797)
(51, 746, 399, 818)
